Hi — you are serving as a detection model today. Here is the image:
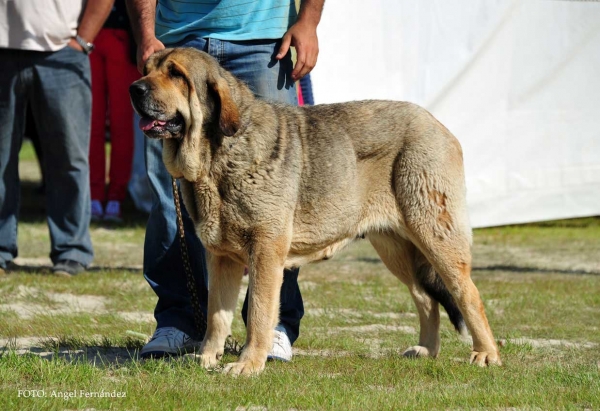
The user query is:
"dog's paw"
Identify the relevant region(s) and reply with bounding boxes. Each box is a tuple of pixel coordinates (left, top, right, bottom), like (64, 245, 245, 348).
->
(222, 359, 265, 376)
(193, 351, 222, 369)
(402, 345, 436, 358)
(469, 350, 502, 367)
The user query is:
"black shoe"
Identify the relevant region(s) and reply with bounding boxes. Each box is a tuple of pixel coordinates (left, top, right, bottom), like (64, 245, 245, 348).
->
(0, 261, 15, 275)
(52, 260, 85, 277)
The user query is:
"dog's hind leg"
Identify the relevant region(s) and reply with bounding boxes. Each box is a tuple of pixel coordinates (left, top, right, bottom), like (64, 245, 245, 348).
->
(409, 231, 500, 366)
(197, 253, 245, 369)
(395, 137, 501, 366)
(368, 233, 442, 358)
(412, 250, 468, 338)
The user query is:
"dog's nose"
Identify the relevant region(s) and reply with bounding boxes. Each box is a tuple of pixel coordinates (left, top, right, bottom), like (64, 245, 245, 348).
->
(129, 82, 150, 98)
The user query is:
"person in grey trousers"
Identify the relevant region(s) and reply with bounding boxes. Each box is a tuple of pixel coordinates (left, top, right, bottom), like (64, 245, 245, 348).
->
(0, 0, 113, 276)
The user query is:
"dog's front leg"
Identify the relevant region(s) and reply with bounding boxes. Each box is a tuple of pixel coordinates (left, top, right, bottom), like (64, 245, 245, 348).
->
(197, 253, 244, 369)
(223, 249, 285, 376)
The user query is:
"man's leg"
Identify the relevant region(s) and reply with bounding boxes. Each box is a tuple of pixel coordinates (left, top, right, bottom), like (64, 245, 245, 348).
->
(31, 47, 94, 270)
(0, 49, 26, 271)
(140, 39, 210, 357)
(143, 135, 209, 341)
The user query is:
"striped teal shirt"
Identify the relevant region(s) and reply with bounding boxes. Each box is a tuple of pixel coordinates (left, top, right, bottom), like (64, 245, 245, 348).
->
(156, 0, 298, 44)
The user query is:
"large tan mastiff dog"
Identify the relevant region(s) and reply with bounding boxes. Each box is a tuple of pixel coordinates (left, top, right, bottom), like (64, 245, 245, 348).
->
(130, 47, 501, 376)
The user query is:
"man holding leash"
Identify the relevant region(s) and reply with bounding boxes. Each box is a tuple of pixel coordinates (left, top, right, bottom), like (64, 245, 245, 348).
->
(126, 0, 324, 360)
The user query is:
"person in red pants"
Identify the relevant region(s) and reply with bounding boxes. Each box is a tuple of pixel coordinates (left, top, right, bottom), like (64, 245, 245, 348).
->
(89, 0, 139, 222)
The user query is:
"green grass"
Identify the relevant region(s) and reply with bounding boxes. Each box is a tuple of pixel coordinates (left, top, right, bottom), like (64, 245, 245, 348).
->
(0, 141, 598, 410)
(1, 351, 597, 410)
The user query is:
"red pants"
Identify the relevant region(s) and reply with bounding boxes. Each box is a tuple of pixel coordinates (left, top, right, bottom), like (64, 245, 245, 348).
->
(89, 28, 139, 202)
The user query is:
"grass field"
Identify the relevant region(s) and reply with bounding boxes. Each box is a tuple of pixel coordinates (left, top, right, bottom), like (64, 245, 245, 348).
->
(0, 142, 599, 410)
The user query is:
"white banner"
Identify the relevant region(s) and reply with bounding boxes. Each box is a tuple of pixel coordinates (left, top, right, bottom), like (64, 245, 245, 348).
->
(311, 0, 600, 227)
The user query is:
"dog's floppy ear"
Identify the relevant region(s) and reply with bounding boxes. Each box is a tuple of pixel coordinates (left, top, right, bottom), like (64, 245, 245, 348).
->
(208, 72, 240, 137)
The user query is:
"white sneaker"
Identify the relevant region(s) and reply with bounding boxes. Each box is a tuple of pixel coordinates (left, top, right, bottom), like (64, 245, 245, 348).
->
(140, 327, 201, 358)
(267, 326, 293, 362)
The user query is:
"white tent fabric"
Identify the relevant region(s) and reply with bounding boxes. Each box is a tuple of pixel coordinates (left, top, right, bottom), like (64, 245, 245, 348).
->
(311, 0, 600, 227)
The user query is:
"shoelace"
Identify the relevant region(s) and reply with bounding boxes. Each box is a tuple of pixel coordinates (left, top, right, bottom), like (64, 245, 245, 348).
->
(150, 328, 175, 341)
(273, 332, 286, 346)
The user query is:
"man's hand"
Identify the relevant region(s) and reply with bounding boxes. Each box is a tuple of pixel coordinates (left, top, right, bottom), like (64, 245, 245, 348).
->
(276, 0, 324, 81)
(126, 0, 163, 73)
(67, 38, 85, 53)
(137, 37, 165, 73)
(277, 20, 319, 81)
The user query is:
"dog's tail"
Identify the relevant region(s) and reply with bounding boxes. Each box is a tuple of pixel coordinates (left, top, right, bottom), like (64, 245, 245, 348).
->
(415, 259, 468, 336)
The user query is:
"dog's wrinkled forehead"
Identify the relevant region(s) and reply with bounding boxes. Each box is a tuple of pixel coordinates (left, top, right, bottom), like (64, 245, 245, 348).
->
(144, 48, 217, 79)
(143, 49, 172, 75)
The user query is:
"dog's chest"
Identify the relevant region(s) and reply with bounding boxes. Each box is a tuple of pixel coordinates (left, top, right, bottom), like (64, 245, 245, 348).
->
(181, 183, 251, 257)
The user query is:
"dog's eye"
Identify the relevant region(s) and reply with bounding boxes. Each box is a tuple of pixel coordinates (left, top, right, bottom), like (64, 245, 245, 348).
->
(169, 64, 184, 78)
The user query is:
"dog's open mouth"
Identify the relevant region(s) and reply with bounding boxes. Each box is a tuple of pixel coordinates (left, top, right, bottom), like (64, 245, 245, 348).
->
(138, 113, 184, 138)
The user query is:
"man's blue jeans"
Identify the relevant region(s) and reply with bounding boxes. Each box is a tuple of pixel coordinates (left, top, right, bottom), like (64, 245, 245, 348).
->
(0, 47, 94, 268)
(144, 38, 304, 343)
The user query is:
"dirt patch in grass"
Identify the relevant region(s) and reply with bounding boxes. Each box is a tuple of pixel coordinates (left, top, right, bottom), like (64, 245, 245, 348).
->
(0, 287, 107, 319)
(0, 285, 154, 326)
(503, 337, 598, 350)
(324, 324, 416, 335)
(117, 312, 155, 323)
(293, 348, 352, 357)
(306, 308, 416, 320)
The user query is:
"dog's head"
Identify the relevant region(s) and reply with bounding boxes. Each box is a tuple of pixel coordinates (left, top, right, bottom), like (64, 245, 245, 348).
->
(129, 48, 242, 179)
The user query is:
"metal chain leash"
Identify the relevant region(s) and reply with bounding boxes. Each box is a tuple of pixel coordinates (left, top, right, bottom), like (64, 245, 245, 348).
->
(171, 177, 207, 339)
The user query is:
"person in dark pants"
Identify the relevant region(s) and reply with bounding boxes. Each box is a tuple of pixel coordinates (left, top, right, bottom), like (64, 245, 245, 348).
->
(126, 0, 323, 360)
(0, 0, 113, 276)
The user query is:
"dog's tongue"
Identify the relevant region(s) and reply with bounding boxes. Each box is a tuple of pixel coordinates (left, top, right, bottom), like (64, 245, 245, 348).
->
(139, 118, 167, 131)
